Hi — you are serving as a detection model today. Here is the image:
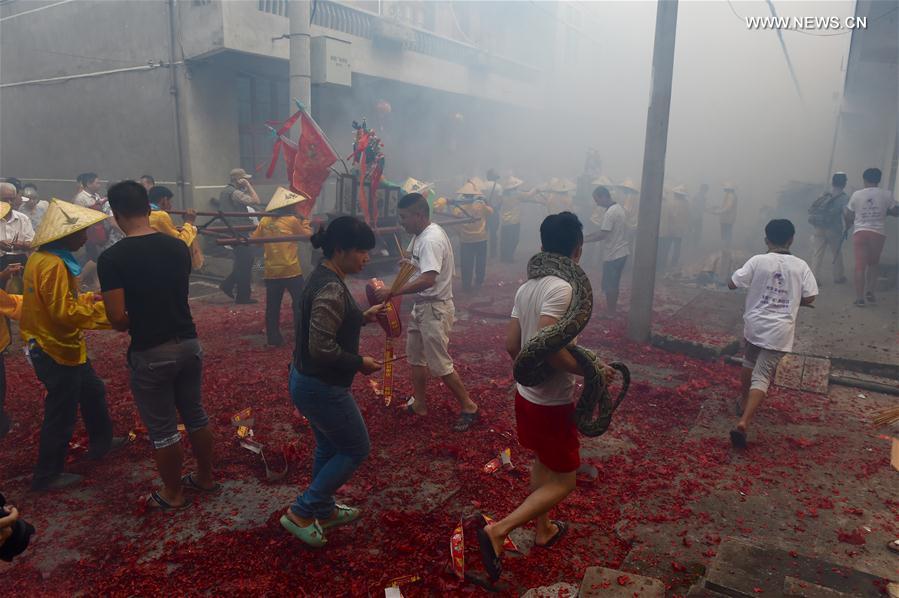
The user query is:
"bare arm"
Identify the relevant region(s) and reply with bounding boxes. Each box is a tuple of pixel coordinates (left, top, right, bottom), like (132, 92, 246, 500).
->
(584, 230, 610, 244)
(843, 207, 855, 230)
(505, 318, 521, 360)
(537, 314, 584, 376)
(100, 289, 130, 332)
(800, 295, 816, 307)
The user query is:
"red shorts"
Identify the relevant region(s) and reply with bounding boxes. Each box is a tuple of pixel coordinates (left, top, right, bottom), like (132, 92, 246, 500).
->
(515, 392, 580, 473)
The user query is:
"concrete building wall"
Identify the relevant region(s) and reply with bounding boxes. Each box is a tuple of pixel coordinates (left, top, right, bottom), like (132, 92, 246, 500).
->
(0, 0, 178, 199)
(831, 0, 899, 266)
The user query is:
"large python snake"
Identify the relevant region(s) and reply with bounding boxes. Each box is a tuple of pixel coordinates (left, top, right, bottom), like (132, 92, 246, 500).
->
(513, 252, 629, 437)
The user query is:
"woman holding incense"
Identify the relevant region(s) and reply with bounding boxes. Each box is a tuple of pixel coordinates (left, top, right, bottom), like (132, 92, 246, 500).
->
(280, 216, 386, 547)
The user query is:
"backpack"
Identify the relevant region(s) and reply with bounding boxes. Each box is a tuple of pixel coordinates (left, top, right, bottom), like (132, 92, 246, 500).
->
(808, 191, 844, 229)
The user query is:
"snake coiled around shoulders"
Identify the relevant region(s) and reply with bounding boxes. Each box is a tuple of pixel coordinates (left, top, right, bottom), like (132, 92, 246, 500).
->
(513, 252, 629, 437)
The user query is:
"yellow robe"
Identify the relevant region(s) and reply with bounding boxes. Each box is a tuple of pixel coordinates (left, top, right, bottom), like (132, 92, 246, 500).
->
(0, 291, 23, 352)
(20, 252, 110, 366)
(149, 210, 204, 269)
(500, 193, 521, 225)
(452, 201, 493, 243)
(251, 215, 312, 279)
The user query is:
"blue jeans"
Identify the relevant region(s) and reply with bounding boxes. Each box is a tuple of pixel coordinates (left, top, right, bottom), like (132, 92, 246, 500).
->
(289, 367, 370, 519)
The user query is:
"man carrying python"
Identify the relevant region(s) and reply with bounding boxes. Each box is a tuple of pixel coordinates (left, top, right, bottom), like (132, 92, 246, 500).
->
(477, 211, 630, 582)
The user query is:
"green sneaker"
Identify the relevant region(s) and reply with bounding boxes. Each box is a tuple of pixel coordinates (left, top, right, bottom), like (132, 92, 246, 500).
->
(280, 514, 326, 547)
(319, 504, 361, 530)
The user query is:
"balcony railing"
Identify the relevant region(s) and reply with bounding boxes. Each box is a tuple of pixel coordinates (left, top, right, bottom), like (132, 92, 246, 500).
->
(258, 0, 288, 17)
(255, 0, 540, 78)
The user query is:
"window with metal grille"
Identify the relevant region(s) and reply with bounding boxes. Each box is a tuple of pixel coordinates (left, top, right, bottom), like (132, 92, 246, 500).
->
(237, 74, 289, 179)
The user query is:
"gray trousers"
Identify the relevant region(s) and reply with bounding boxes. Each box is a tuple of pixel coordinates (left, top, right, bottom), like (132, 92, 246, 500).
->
(129, 338, 207, 449)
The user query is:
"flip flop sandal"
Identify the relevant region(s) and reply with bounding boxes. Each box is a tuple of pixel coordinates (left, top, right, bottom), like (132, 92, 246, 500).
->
(280, 514, 326, 548)
(730, 428, 747, 449)
(404, 397, 425, 416)
(888, 539, 899, 554)
(146, 491, 189, 511)
(319, 503, 360, 530)
(534, 520, 569, 549)
(476, 525, 502, 581)
(453, 410, 480, 432)
(181, 473, 222, 494)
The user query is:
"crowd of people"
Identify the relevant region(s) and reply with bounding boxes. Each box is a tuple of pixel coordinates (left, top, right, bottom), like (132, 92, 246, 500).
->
(0, 163, 895, 579)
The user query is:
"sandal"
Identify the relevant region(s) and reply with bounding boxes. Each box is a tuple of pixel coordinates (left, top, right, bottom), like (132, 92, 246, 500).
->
(866, 292, 877, 304)
(888, 539, 899, 554)
(453, 410, 480, 432)
(404, 397, 426, 416)
(319, 503, 360, 530)
(476, 523, 502, 581)
(534, 520, 569, 549)
(181, 473, 222, 494)
(730, 428, 747, 449)
(280, 514, 326, 548)
(146, 491, 189, 511)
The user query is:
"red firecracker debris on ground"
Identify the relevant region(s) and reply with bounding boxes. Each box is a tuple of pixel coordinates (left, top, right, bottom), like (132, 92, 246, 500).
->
(1, 270, 896, 596)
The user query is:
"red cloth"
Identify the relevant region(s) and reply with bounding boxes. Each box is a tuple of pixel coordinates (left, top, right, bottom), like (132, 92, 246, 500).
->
(514, 392, 580, 473)
(292, 112, 338, 217)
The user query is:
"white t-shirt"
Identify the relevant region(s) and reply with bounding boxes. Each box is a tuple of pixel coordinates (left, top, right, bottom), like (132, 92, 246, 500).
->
(600, 203, 630, 262)
(0, 210, 35, 257)
(846, 187, 897, 236)
(409, 222, 454, 302)
(511, 275, 576, 406)
(731, 253, 818, 352)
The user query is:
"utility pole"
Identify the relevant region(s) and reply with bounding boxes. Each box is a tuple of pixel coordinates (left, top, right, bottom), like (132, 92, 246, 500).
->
(288, 0, 312, 122)
(626, 0, 679, 343)
(288, 0, 314, 274)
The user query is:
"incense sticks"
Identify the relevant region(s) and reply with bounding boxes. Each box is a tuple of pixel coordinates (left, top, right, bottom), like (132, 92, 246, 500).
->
(873, 406, 899, 426)
(389, 261, 417, 296)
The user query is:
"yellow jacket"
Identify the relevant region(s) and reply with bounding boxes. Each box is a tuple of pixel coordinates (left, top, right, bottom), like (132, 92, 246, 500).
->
(20, 252, 110, 366)
(149, 210, 198, 247)
(500, 194, 521, 225)
(251, 215, 312, 279)
(0, 291, 23, 352)
(660, 197, 690, 238)
(452, 200, 493, 243)
(149, 210, 204, 269)
(717, 191, 738, 225)
(546, 193, 573, 216)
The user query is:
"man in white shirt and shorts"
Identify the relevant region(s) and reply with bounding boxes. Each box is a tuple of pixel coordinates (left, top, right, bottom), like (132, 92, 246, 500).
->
(478, 212, 609, 581)
(585, 186, 630, 316)
(843, 167, 899, 307)
(377, 193, 479, 432)
(728, 219, 818, 448)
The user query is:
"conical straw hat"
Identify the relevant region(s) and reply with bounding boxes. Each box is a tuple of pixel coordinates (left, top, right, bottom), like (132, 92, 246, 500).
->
(0, 202, 10, 220)
(591, 175, 614, 186)
(456, 180, 484, 196)
(618, 179, 639, 193)
(265, 187, 307, 212)
(547, 178, 576, 193)
(501, 175, 523, 190)
(723, 181, 736, 190)
(672, 184, 688, 196)
(401, 177, 434, 195)
(32, 199, 108, 247)
(469, 176, 488, 192)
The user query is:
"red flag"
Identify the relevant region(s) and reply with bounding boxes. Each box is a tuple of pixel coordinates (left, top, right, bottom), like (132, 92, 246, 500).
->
(292, 111, 338, 217)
